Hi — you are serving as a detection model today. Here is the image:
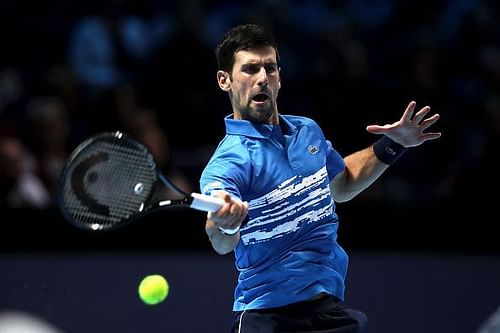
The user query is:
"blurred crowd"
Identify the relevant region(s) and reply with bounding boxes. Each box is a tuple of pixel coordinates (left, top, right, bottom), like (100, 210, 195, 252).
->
(0, 0, 499, 251)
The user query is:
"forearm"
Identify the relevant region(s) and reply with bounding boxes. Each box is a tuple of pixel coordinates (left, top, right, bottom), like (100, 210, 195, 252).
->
(331, 145, 389, 202)
(205, 220, 240, 255)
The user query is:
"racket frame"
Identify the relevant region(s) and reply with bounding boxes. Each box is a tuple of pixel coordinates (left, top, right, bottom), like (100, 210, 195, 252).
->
(57, 131, 224, 232)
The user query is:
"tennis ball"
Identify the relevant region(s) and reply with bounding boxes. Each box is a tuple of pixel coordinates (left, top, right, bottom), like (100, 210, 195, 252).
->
(138, 274, 169, 305)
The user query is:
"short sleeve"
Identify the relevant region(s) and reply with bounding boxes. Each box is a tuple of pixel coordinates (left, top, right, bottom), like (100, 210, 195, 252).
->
(199, 143, 249, 201)
(325, 139, 345, 179)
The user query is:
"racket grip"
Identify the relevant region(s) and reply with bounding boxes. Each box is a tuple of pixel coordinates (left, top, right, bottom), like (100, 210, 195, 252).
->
(190, 193, 224, 212)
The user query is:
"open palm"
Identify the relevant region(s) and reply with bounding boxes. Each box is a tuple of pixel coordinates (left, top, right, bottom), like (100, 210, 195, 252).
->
(366, 101, 441, 147)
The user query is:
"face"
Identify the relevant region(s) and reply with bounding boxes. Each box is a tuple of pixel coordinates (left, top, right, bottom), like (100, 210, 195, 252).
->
(217, 46, 281, 124)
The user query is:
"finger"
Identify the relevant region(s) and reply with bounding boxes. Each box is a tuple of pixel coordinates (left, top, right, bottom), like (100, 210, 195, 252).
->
(421, 132, 442, 141)
(412, 106, 431, 124)
(235, 201, 248, 217)
(419, 113, 440, 130)
(207, 211, 224, 223)
(366, 124, 392, 134)
(230, 202, 242, 216)
(400, 101, 416, 122)
(213, 201, 232, 218)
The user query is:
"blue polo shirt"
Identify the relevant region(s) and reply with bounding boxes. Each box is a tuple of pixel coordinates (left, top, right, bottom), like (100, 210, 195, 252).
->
(200, 114, 348, 311)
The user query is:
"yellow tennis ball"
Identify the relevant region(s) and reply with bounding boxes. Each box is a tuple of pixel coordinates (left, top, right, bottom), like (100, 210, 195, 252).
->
(138, 274, 169, 305)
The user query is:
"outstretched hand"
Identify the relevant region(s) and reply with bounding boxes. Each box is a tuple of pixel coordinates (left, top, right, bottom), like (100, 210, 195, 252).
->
(366, 101, 441, 147)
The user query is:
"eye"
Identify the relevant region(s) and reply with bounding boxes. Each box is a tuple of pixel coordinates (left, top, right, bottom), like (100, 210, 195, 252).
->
(242, 65, 260, 74)
(265, 64, 277, 73)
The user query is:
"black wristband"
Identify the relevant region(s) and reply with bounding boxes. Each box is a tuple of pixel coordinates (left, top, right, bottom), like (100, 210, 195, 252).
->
(373, 136, 408, 165)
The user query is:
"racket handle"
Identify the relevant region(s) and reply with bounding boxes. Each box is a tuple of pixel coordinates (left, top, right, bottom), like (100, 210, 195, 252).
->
(190, 193, 224, 212)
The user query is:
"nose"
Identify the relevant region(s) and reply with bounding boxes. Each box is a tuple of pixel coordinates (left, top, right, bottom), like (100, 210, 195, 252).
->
(256, 67, 268, 87)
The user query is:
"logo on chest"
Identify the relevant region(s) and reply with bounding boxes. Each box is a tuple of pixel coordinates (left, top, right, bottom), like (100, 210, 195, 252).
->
(308, 145, 319, 154)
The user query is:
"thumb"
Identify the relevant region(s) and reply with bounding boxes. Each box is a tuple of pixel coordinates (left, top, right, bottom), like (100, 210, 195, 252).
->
(366, 124, 389, 134)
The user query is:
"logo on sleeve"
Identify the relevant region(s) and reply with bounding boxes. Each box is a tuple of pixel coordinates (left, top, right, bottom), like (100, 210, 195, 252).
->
(202, 181, 223, 194)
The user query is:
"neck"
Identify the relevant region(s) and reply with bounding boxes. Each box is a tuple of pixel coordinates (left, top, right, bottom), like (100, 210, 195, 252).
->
(233, 110, 279, 125)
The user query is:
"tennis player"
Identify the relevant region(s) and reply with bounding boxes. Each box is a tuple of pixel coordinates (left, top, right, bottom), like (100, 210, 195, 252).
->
(200, 24, 441, 333)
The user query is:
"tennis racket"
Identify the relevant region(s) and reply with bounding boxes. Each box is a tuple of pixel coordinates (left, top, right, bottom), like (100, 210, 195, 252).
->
(57, 131, 224, 231)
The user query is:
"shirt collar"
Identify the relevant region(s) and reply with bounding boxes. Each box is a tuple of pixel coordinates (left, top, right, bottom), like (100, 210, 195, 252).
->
(224, 114, 297, 139)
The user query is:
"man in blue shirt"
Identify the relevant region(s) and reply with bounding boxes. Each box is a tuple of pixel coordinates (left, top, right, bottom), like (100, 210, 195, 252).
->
(200, 24, 441, 333)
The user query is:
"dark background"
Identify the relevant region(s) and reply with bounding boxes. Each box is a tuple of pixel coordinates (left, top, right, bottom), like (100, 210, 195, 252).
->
(1, 1, 499, 332)
(0, 0, 498, 253)
(1, 251, 499, 333)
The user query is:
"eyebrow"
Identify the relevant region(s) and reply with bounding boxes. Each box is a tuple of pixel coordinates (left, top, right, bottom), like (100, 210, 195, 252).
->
(242, 59, 277, 65)
(240, 61, 278, 68)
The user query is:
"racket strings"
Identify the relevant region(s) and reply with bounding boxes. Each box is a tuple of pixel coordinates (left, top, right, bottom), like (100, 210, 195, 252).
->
(91, 142, 153, 209)
(62, 137, 157, 229)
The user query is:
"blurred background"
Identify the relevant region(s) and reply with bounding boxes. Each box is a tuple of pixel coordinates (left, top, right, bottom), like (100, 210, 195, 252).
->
(0, 0, 499, 332)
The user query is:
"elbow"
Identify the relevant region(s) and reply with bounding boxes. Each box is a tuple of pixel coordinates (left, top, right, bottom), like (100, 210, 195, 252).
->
(331, 183, 359, 203)
(333, 193, 356, 203)
(333, 196, 349, 203)
(331, 186, 357, 203)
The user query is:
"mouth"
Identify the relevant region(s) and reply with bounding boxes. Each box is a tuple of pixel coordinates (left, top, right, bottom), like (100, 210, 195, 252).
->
(251, 92, 270, 104)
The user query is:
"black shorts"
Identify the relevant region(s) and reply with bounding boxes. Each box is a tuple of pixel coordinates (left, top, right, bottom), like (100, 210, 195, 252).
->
(231, 294, 367, 333)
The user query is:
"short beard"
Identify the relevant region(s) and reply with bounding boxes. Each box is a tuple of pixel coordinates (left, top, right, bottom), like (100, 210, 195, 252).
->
(240, 105, 274, 123)
(230, 94, 275, 124)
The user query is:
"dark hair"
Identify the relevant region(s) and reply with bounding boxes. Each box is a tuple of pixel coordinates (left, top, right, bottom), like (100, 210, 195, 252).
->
(215, 24, 280, 72)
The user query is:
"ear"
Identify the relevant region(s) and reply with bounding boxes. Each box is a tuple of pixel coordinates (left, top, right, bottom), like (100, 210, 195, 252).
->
(217, 70, 231, 92)
(278, 67, 282, 89)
